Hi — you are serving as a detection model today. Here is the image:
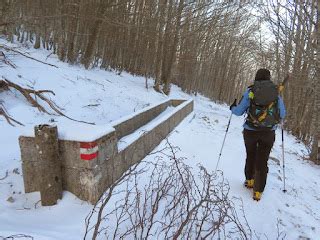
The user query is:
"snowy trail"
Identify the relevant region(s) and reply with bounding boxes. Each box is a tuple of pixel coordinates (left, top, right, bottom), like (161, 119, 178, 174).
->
(165, 97, 320, 239)
(1, 39, 320, 239)
(118, 106, 175, 151)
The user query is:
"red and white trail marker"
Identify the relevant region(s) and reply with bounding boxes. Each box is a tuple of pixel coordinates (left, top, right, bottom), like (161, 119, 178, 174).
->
(80, 142, 98, 161)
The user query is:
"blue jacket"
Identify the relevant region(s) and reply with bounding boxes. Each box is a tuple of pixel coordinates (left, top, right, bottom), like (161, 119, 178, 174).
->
(231, 89, 286, 130)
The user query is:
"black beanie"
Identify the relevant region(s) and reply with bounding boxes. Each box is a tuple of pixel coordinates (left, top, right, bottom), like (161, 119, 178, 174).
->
(255, 68, 271, 81)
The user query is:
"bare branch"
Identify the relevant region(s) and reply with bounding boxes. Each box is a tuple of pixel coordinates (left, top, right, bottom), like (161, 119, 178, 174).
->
(1, 78, 95, 125)
(0, 45, 58, 68)
(83, 140, 252, 239)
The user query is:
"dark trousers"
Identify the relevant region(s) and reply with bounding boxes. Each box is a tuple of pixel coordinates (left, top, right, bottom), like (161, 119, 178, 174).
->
(243, 129, 275, 192)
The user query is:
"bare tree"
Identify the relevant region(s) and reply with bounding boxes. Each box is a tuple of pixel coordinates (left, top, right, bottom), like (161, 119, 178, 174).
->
(258, 0, 318, 162)
(3, 0, 257, 97)
(311, 1, 319, 163)
(4, 0, 317, 160)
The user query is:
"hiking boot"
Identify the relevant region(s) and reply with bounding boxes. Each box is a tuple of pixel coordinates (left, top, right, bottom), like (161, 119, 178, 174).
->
(244, 179, 254, 189)
(253, 191, 262, 201)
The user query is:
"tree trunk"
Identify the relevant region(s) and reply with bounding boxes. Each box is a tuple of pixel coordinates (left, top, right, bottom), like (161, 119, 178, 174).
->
(81, 1, 110, 69)
(34, 35, 41, 49)
(310, 1, 320, 163)
(162, 0, 184, 95)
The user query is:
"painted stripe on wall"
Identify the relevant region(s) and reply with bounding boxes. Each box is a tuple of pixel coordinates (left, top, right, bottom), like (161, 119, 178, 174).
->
(80, 142, 98, 161)
(81, 152, 98, 161)
(80, 142, 98, 148)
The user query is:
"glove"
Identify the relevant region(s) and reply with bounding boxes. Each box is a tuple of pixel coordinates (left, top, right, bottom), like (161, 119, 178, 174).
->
(229, 99, 237, 110)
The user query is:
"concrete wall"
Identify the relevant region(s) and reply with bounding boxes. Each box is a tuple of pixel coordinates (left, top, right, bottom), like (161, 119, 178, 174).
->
(20, 131, 118, 202)
(113, 100, 172, 139)
(19, 99, 193, 203)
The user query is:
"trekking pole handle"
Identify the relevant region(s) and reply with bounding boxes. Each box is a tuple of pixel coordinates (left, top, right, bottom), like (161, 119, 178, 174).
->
(233, 98, 237, 105)
(278, 74, 290, 94)
(229, 99, 237, 111)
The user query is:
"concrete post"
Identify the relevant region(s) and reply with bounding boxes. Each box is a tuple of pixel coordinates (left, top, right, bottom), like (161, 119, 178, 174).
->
(34, 124, 62, 206)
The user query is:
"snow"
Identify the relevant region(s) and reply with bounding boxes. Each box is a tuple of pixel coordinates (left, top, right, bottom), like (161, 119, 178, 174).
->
(21, 123, 115, 142)
(118, 99, 192, 151)
(118, 106, 175, 151)
(110, 99, 170, 127)
(1, 39, 320, 239)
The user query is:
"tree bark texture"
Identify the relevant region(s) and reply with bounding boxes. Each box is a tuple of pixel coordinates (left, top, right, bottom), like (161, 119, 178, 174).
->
(311, 0, 320, 163)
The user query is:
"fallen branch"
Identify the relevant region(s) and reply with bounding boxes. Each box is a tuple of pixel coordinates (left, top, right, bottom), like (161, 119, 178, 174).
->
(2, 78, 54, 114)
(0, 234, 34, 240)
(0, 171, 9, 180)
(0, 44, 58, 68)
(1, 78, 95, 125)
(0, 80, 9, 92)
(0, 103, 24, 126)
(0, 51, 16, 68)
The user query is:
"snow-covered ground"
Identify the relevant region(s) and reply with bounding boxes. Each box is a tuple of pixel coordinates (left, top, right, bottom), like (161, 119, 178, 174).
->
(1, 39, 320, 239)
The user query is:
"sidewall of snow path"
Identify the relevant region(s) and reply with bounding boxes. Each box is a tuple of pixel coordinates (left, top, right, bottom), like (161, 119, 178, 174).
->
(19, 99, 193, 203)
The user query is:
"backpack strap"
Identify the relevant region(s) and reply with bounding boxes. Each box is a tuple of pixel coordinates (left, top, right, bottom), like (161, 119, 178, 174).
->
(257, 101, 276, 122)
(246, 89, 280, 130)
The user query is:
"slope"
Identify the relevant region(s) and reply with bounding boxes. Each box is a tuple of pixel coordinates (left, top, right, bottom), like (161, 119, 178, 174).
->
(0, 39, 319, 239)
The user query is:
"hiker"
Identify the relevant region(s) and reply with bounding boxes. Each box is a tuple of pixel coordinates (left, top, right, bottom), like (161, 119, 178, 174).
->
(230, 68, 286, 201)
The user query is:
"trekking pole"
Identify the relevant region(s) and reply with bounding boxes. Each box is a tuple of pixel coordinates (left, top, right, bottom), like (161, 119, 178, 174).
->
(281, 121, 287, 193)
(278, 75, 290, 193)
(215, 112, 233, 173)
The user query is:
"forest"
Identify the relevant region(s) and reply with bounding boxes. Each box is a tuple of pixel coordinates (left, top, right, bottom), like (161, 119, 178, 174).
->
(1, 0, 319, 161)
